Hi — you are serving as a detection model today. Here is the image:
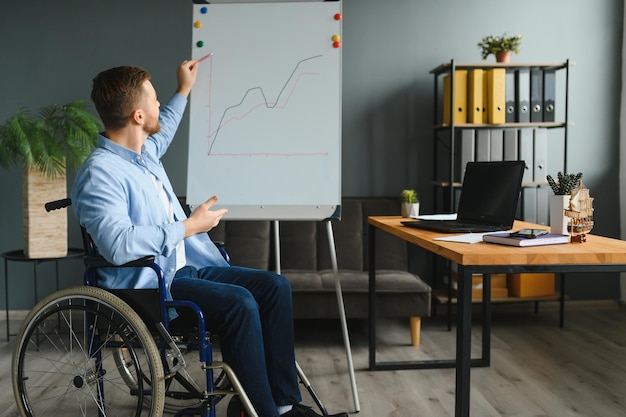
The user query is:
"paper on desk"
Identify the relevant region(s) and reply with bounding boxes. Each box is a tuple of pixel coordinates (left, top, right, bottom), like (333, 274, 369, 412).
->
(432, 233, 488, 244)
(413, 213, 458, 220)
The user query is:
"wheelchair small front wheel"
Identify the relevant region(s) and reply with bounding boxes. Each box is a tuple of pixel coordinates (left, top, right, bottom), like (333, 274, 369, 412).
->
(12, 285, 165, 417)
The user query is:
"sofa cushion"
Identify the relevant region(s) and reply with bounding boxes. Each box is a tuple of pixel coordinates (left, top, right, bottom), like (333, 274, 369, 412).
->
(209, 220, 271, 270)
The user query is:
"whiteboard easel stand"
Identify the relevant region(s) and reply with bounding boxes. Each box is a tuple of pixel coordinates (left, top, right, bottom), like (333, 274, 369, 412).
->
(273, 220, 360, 413)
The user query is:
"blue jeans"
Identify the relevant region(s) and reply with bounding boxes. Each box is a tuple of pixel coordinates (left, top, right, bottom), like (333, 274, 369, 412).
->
(171, 265, 302, 417)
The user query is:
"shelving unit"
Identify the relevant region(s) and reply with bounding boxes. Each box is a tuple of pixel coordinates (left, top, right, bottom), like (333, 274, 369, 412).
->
(430, 59, 571, 212)
(429, 60, 573, 325)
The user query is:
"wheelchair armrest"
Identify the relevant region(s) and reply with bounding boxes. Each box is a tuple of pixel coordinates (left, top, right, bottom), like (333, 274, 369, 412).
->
(84, 255, 156, 268)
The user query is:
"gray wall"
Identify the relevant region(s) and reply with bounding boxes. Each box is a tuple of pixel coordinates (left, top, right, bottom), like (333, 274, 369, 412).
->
(1, 0, 623, 309)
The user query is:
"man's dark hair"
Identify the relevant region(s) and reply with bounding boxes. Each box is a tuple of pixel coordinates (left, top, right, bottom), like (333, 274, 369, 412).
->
(91, 66, 151, 130)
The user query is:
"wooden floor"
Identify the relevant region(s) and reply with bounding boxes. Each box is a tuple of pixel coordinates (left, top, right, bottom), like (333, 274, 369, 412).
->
(1, 302, 625, 417)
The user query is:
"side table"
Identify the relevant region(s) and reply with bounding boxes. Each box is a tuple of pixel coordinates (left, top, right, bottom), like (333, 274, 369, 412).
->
(2, 248, 84, 341)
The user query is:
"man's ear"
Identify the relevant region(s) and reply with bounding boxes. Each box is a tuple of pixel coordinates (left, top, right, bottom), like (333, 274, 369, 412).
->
(131, 108, 145, 125)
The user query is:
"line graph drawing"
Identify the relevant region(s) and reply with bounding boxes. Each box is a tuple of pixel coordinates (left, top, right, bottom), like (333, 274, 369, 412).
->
(206, 55, 323, 155)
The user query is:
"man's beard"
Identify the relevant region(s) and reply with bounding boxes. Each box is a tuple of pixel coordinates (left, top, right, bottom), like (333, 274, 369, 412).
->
(144, 120, 161, 136)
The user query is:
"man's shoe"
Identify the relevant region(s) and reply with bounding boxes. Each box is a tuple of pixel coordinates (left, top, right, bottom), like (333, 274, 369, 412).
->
(283, 403, 348, 417)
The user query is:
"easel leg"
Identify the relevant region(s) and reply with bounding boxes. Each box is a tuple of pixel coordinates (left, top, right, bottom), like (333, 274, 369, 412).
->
(325, 221, 360, 412)
(274, 221, 360, 412)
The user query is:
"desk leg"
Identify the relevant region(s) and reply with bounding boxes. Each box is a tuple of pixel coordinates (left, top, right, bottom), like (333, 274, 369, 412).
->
(482, 273, 491, 366)
(455, 265, 472, 417)
(368, 224, 376, 370)
(559, 273, 565, 328)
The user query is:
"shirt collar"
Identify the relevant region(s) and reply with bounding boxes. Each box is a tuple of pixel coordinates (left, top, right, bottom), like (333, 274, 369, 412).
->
(97, 133, 147, 163)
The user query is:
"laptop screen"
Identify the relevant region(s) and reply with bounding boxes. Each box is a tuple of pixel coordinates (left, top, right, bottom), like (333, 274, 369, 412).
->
(456, 160, 525, 227)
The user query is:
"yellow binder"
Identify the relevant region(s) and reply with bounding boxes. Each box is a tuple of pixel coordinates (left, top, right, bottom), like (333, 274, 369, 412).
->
(467, 69, 483, 124)
(443, 70, 468, 125)
(486, 68, 506, 124)
(482, 70, 489, 123)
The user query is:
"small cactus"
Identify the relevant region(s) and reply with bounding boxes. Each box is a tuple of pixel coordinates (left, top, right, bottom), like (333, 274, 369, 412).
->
(401, 189, 419, 204)
(546, 172, 582, 195)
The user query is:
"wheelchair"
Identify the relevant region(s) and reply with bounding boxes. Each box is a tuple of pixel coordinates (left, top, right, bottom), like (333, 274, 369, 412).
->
(11, 198, 333, 417)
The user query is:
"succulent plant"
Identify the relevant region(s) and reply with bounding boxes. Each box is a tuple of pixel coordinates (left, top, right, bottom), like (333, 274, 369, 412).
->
(546, 171, 583, 195)
(401, 189, 419, 204)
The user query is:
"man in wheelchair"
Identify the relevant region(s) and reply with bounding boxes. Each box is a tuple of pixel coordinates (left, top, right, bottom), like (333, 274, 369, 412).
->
(71, 60, 347, 417)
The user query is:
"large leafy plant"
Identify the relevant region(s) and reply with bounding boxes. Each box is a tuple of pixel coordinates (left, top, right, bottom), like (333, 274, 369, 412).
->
(0, 101, 101, 178)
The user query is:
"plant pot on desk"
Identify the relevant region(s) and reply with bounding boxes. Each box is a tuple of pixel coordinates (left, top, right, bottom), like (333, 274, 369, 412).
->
(550, 194, 570, 235)
(401, 203, 420, 218)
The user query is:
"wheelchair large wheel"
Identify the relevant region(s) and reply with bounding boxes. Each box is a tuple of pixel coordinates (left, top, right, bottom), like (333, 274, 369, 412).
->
(12, 286, 165, 417)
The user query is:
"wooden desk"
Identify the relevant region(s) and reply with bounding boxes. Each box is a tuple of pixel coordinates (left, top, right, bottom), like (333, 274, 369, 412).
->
(367, 216, 626, 417)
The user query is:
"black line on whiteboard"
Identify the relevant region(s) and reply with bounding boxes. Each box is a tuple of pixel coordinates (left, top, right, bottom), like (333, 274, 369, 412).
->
(208, 54, 322, 155)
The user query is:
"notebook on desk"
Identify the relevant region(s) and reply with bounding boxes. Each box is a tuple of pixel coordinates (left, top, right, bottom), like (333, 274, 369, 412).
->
(402, 160, 525, 233)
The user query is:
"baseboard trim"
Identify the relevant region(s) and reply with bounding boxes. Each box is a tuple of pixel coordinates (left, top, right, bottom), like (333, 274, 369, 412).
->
(0, 310, 29, 321)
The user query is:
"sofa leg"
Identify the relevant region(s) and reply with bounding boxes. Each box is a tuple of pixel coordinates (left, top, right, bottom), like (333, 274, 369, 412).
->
(410, 316, 421, 346)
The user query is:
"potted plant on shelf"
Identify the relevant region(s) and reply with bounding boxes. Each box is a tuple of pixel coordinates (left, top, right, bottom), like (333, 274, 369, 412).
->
(546, 171, 583, 235)
(477, 33, 523, 63)
(401, 189, 420, 218)
(0, 101, 101, 258)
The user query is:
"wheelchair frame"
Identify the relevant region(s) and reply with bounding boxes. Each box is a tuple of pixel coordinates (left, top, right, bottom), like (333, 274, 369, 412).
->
(11, 198, 330, 417)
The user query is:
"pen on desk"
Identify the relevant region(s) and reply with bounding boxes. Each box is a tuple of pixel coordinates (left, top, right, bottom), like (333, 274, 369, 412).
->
(197, 52, 214, 63)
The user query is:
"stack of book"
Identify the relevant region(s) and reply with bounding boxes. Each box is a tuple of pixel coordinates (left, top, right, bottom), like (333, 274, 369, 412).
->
(482, 232, 570, 247)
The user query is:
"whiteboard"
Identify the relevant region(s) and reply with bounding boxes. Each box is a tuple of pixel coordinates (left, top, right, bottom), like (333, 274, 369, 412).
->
(186, 0, 342, 220)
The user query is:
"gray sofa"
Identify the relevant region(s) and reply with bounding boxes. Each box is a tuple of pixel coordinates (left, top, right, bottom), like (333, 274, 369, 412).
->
(209, 197, 431, 345)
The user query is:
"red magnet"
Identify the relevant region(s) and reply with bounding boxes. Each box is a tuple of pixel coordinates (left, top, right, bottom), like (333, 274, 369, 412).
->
(333, 41, 341, 49)
(334, 13, 342, 21)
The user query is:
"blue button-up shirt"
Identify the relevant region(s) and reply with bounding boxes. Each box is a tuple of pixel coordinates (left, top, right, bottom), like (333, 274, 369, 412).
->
(72, 93, 229, 301)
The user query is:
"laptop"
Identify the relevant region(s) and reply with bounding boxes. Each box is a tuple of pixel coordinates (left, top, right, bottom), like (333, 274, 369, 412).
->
(402, 160, 525, 233)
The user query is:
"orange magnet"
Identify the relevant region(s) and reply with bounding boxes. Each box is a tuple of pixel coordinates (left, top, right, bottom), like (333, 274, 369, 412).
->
(194, 21, 202, 28)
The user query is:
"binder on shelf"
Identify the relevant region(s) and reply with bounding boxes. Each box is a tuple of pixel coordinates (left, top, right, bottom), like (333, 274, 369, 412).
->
(518, 129, 533, 184)
(459, 130, 475, 182)
(490, 129, 504, 161)
(521, 187, 538, 223)
(467, 69, 484, 124)
(486, 68, 506, 124)
(482, 70, 489, 123)
(536, 185, 549, 225)
(515, 69, 530, 123)
(503, 129, 518, 160)
(530, 69, 543, 123)
(505, 69, 516, 123)
(543, 69, 556, 122)
(475, 129, 490, 161)
(443, 70, 468, 125)
(533, 128, 548, 182)
(533, 128, 549, 225)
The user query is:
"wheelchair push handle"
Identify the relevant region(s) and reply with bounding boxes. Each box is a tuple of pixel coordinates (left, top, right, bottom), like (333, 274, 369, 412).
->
(45, 198, 72, 212)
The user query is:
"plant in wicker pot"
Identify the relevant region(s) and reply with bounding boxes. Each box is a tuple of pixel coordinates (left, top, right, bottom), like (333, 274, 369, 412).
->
(0, 101, 101, 258)
(546, 171, 583, 235)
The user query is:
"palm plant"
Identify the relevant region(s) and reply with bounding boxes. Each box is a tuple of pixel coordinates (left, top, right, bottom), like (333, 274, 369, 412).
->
(0, 101, 101, 178)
